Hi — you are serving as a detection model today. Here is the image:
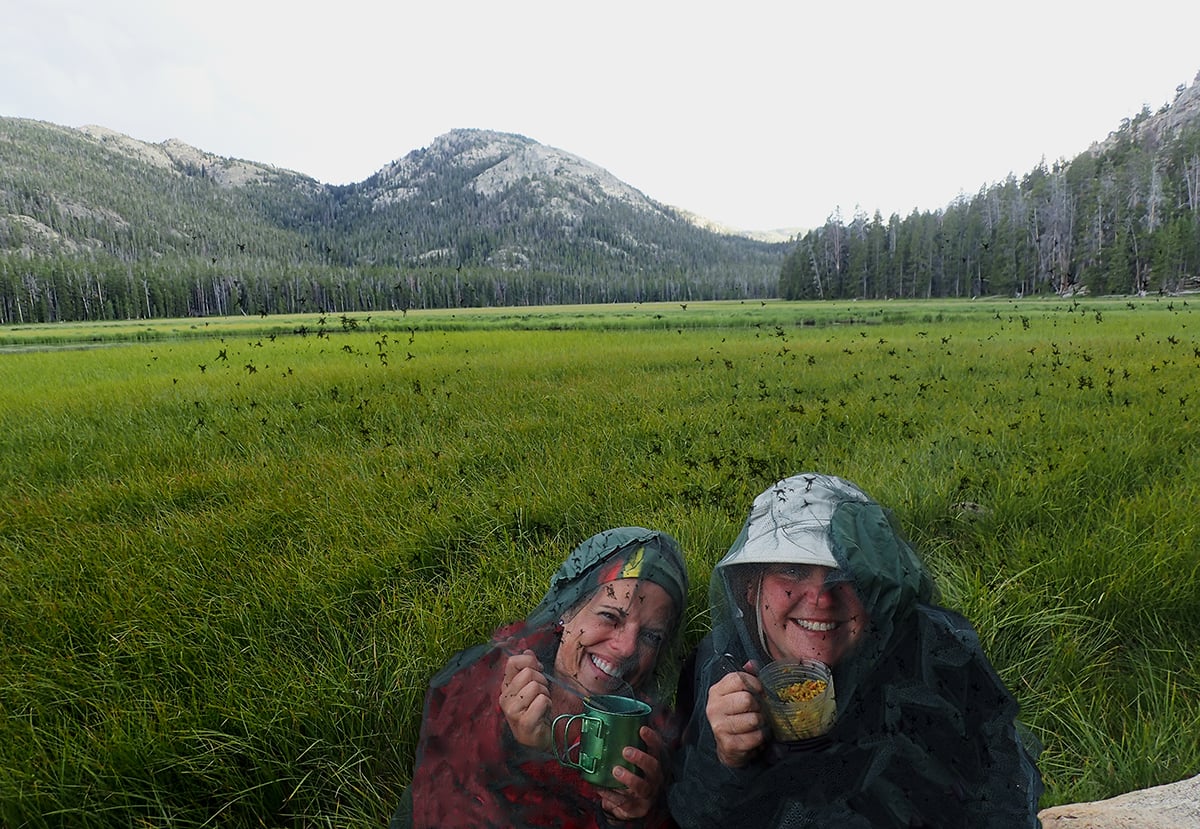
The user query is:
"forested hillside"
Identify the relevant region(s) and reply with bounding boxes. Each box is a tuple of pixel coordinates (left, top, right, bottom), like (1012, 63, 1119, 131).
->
(780, 72, 1200, 300)
(6, 70, 1200, 325)
(0, 123, 783, 323)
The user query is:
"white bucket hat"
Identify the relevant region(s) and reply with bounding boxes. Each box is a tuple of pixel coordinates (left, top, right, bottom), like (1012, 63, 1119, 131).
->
(729, 473, 872, 569)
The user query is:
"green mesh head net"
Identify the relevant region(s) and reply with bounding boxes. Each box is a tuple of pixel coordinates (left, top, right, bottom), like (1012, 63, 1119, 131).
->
(400, 526, 689, 828)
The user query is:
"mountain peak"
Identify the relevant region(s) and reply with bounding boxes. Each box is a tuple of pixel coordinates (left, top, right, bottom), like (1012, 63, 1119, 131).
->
(368, 128, 673, 222)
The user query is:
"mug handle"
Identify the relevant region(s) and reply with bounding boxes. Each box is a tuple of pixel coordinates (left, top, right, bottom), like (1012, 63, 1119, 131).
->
(551, 713, 605, 772)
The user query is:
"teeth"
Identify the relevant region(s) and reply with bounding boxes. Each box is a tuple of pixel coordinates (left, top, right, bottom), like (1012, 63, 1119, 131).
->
(794, 619, 836, 632)
(591, 654, 622, 678)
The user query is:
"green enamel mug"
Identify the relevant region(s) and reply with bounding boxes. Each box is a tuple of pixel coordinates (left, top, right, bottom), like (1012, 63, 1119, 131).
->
(552, 694, 651, 788)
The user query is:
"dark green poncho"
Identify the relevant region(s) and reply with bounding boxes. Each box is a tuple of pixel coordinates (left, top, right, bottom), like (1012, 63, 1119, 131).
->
(669, 474, 1043, 828)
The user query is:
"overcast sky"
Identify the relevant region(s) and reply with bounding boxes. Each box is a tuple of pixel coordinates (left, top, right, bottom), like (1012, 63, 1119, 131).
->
(4, 0, 1200, 232)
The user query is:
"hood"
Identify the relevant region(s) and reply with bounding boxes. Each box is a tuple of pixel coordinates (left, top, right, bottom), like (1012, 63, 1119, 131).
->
(511, 526, 690, 704)
(709, 473, 934, 711)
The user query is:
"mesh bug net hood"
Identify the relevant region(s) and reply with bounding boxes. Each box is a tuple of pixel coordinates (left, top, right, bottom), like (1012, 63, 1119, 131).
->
(402, 526, 689, 829)
(708, 472, 935, 711)
(672, 474, 1043, 828)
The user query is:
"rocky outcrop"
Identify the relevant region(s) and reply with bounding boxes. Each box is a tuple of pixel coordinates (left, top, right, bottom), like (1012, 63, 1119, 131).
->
(1088, 70, 1200, 155)
(1038, 773, 1200, 828)
(78, 125, 310, 189)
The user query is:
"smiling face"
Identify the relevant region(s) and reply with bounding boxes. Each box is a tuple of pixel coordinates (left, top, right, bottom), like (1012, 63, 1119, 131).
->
(754, 564, 868, 666)
(554, 577, 674, 695)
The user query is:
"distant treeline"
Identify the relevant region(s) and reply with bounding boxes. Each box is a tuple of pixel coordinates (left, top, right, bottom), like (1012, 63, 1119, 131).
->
(0, 256, 776, 324)
(782, 110, 1200, 300)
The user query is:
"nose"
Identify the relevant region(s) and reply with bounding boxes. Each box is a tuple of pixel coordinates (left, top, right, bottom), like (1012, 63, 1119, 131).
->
(809, 574, 841, 608)
(813, 585, 837, 608)
(813, 577, 856, 611)
(608, 623, 640, 659)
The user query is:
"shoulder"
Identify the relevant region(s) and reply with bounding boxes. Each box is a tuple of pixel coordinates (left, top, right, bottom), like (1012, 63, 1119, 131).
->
(915, 603, 987, 655)
(673, 635, 723, 737)
(428, 619, 546, 689)
(674, 644, 701, 720)
(912, 604, 1020, 716)
(428, 641, 498, 689)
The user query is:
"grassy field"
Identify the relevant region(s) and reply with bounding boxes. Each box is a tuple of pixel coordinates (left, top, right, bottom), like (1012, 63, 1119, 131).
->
(2, 297, 1198, 826)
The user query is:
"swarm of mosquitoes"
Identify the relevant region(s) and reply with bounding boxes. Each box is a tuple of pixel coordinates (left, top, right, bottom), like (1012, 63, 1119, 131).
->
(175, 302, 1194, 503)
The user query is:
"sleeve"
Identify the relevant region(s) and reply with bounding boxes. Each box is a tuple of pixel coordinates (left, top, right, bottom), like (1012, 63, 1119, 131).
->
(669, 715, 768, 829)
(671, 711, 877, 829)
(918, 607, 1044, 828)
(667, 648, 775, 829)
(408, 648, 512, 827)
(387, 786, 413, 829)
(962, 659, 1045, 827)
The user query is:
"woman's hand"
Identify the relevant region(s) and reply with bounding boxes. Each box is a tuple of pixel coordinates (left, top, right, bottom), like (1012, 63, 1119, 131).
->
(598, 724, 666, 820)
(706, 663, 768, 767)
(499, 649, 553, 750)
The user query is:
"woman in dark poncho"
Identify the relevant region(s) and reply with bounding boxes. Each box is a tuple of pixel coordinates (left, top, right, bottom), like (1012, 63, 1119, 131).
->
(391, 527, 689, 829)
(669, 473, 1044, 828)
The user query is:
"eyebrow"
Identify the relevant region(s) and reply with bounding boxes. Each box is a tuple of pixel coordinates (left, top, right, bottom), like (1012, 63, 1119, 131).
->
(598, 602, 670, 630)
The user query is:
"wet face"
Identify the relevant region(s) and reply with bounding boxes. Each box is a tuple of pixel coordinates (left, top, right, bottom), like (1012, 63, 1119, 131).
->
(754, 564, 868, 666)
(555, 578, 674, 695)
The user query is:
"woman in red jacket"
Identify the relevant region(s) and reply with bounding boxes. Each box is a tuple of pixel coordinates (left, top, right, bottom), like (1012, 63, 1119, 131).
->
(391, 526, 689, 828)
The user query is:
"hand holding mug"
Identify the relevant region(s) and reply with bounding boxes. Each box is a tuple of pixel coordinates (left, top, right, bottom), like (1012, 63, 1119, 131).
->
(598, 724, 665, 820)
(500, 649, 552, 750)
(706, 660, 768, 768)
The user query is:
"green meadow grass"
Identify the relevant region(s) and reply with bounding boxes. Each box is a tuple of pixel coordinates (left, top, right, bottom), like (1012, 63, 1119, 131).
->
(2, 297, 1198, 826)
